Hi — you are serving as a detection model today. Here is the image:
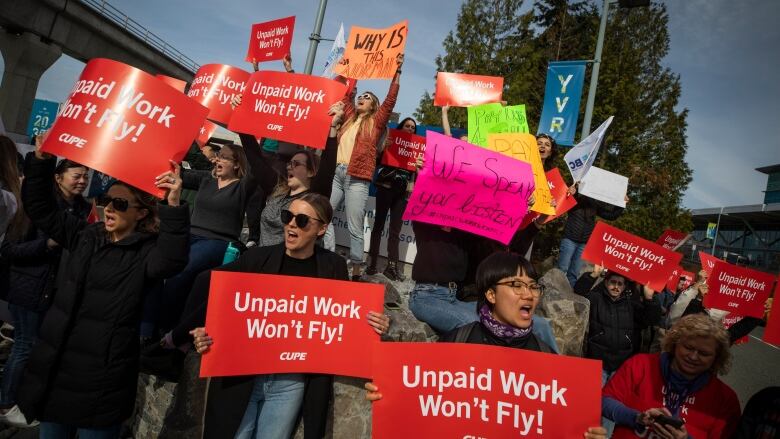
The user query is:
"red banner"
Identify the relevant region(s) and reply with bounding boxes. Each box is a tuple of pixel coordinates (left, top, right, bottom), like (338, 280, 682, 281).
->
(698, 251, 722, 276)
(245, 16, 296, 63)
(371, 342, 602, 438)
(41, 58, 208, 197)
(581, 222, 683, 291)
(187, 64, 251, 125)
(155, 74, 187, 93)
(195, 120, 219, 148)
(542, 168, 577, 224)
(228, 71, 347, 149)
(381, 128, 425, 171)
(722, 315, 748, 345)
(655, 229, 689, 250)
(763, 280, 780, 346)
(200, 272, 384, 378)
(665, 267, 694, 292)
(434, 72, 504, 107)
(703, 261, 774, 318)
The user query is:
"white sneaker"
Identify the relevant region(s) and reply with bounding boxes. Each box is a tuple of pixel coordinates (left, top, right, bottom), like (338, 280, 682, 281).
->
(0, 405, 39, 428)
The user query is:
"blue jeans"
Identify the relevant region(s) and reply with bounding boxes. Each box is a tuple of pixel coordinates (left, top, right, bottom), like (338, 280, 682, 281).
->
(602, 369, 616, 437)
(409, 283, 560, 353)
(158, 234, 228, 330)
(0, 304, 43, 408)
(235, 374, 305, 439)
(558, 238, 586, 286)
(40, 422, 121, 439)
(324, 164, 370, 264)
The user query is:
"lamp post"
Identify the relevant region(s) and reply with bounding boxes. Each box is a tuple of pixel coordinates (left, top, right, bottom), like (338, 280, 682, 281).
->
(303, 0, 328, 74)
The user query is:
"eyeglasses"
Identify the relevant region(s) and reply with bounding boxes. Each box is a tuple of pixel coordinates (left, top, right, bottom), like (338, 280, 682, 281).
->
(281, 209, 323, 229)
(607, 278, 625, 287)
(215, 153, 235, 161)
(96, 195, 141, 212)
(286, 159, 306, 169)
(356, 94, 373, 101)
(495, 280, 545, 297)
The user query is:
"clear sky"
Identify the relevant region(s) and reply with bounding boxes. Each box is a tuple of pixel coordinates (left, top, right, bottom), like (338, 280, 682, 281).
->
(2, 0, 778, 209)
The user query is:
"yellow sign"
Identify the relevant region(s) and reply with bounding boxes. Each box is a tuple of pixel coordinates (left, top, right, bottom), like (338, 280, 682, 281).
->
(486, 133, 555, 215)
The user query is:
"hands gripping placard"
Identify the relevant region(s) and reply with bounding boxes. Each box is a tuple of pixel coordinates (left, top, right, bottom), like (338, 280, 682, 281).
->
(704, 261, 774, 318)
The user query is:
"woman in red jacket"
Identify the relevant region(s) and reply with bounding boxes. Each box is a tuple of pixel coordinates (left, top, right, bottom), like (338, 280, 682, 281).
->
(323, 54, 403, 280)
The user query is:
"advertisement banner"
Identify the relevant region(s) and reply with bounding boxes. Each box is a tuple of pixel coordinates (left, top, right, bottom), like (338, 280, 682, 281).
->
(26, 99, 59, 137)
(333, 20, 408, 80)
(187, 64, 251, 125)
(434, 72, 504, 107)
(581, 222, 683, 291)
(200, 272, 384, 378)
(563, 116, 613, 183)
(468, 103, 529, 147)
(402, 131, 534, 245)
(486, 133, 554, 215)
(537, 61, 586, 146)
(578, 166, 628, 208)
(656, 229, 690, 251)
(371, 342, 602, 439)
(228, 71, 346, 149)
(195, 120, 219, 148)
(40, 58, 208, 197)
(245, 16, 296, 63)
(542, 168, 577, 224)
(381, 128, 426, 171)
(703, 261, 774, 318)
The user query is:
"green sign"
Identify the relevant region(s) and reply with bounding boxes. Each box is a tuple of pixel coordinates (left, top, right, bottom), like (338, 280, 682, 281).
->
(467, 103, 530, 147)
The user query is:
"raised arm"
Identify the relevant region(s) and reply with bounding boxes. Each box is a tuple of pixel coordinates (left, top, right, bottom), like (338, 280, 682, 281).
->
(147, 162, 190, 278)
(180, 168, 211, 190)
(239, 133, 281, 195)
(442, 105, 452, 137)
(311, 103, 344, 198)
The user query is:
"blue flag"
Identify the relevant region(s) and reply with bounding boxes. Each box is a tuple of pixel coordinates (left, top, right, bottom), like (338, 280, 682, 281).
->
(537, 61, 586, 146)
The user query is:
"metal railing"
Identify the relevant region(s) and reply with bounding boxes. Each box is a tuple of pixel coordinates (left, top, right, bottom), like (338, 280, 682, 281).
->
(79, 0, 200, 73)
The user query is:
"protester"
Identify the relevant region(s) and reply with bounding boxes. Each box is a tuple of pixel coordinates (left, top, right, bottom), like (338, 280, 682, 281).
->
(602, 314, 741, 438)
(188, 193, 390, 439)
(16, 145, 189, 438)
(366, 116, 417, 280)
(365, 251, 607, 439)
(323, 53, 404, 281)
(441, 105, 468, 141)
(0, 136, 23, 246)
(732, 386, 780, 439)
(0, 158, 90, 428)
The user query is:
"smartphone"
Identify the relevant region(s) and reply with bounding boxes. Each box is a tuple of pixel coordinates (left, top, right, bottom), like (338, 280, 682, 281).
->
(384, 302, 401, 311)
(654, 414, 684, 429)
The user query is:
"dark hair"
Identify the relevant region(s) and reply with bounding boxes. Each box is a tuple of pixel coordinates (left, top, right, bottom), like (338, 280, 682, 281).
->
(54, 159, 88, 176)
(272, 149, 321, 197)
(536, 133, 558, 171)
(0, 136, 25, 240)
(297, 192, 333, 224)
(108, 181, 159, 233)
(475, 251, 539, 310)
(397, 117, 417, 134)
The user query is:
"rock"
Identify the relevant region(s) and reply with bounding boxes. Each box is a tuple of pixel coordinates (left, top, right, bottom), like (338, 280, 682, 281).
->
(538, 268, 590, 357)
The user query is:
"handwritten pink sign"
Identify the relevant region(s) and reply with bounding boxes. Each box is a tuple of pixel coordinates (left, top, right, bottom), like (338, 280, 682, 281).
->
(402, 131, 534, 244)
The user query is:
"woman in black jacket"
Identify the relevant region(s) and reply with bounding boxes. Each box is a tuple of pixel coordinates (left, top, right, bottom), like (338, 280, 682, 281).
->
(16, 149, 189, 438)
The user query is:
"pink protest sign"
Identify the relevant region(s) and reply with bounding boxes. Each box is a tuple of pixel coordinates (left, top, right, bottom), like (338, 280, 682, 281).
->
(402, 131, 535, 244)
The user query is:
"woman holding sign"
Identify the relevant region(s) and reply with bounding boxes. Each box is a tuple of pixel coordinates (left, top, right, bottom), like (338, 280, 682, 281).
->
(16, 146, 189, 437)
(602, 314, 741, 438)
(324, 53, 404, 280)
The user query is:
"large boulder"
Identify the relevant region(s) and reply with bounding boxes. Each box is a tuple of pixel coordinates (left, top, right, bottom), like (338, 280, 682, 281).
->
(537, 268, 590, 357)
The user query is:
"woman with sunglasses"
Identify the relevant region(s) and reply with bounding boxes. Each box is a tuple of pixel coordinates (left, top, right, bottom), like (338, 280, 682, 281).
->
(323, 53, 404, 280)
(365, 116, 417, 280)
(365, 251, 608, 439)
(16, 145, 189, 438)
(179, 193, 388, 439)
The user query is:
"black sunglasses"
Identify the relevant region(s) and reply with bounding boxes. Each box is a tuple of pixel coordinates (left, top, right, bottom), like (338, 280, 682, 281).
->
(281, 209, 323, 229)
(96, 195, 140, 212)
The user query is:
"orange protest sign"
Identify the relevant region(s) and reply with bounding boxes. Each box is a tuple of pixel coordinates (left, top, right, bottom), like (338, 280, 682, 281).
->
(333, 20, 408, 80)
(487, 133, 555, 215)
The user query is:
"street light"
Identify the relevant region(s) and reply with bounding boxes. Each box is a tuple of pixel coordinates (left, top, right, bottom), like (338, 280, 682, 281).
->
(303, 0, 329, 74)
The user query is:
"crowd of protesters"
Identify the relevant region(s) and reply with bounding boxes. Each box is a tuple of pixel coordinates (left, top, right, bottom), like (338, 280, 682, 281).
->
(0, 47, 777, 439)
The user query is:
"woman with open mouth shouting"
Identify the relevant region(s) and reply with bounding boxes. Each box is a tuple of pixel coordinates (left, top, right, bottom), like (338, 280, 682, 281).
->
(16, 142, 189, 438)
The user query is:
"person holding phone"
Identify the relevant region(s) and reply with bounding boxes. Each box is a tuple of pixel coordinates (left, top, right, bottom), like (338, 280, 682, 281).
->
(602, 314, 741, 438)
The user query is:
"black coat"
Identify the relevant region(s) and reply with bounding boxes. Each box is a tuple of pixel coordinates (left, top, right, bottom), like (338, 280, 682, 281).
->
(201, 243, 349, 439)
(574, 273, 661, 372)
(562, 193, 624, 243)
(17, 155, 190, 427)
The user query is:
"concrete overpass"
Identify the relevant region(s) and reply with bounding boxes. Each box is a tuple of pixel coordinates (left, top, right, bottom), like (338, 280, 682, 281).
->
(0, 0, 199, 136)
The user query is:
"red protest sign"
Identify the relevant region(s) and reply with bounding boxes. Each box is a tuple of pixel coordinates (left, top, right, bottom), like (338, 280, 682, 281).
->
(581, 222, 683, 291)
(195, 120, 219, 148)
(228, 71, 346, 149)
(187, 64, 251, 125)
(656, 229, 690, 250)
(722, 315, 748, 345)
(245, 16, 295, 63)
(665, 267, 694, 292)
(698, 251, 722, 276)
(200, 272, 384, 378)
(434, 72, 504, 107)
(542, 168, 577, 224)
(155, 74, 187, 93)
(763, 280, 780, 346)
(703, 261, 774, 318)
(41, 58, 208, 197)
(381, 128, 425, 171)
(371, 342, 602, 439)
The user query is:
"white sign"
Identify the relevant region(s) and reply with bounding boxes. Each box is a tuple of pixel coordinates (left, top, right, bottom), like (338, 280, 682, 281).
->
(578, 166, 628, 207)
(332, 195, 418, 264)
(321, 23, 346, 79)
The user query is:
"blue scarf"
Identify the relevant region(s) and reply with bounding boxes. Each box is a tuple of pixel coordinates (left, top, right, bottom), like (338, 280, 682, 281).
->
(478, 304, 533, 340)
(659, 352, 711, 416)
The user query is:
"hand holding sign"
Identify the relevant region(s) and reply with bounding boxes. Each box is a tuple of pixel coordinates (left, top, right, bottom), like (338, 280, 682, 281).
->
(703, 261, 774, 318)
(333, 21, 408, 80)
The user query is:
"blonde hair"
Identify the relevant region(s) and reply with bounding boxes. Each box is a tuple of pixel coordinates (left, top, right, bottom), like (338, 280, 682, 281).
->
(339, 91, 379, 140)
(661, 314, 732, 375)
